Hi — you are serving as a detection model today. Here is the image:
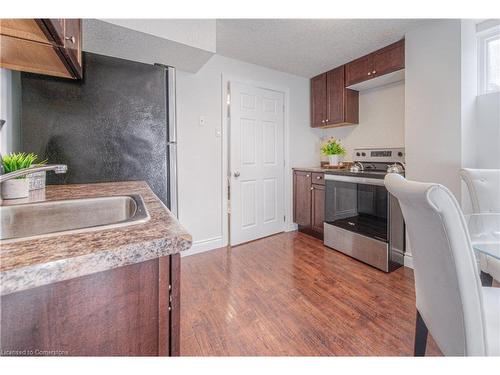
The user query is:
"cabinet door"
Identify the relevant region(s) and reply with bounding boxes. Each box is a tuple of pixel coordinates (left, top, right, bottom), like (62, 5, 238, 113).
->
(310, 73, 327, 127)
(293, 171, 312, 226)
(311, 184, 325, 234)
(372, 39, 404, 77)
(345, 54, 373, 86)
(0, 19, 53, 44)
(326, 66, 345, 125)
(40, 19, 65, 46)
(0, 34, 73, 78)
(62, 19, 83, 78)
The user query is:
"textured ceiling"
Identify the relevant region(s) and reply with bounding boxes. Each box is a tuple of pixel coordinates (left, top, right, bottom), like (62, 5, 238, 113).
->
(216, 19, 427, 77)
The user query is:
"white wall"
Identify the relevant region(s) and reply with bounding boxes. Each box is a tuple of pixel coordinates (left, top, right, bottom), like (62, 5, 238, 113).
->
(176, 55, 318, 255)
(0, 68, 21, 155)
(460, 20, 480, 213)
(476, 92, 500, 168)
(405, 20, 463, 199)
(320, 82, 405, 161)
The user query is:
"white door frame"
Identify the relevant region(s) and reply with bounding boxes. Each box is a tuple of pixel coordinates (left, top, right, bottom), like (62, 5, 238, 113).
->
(221, 75, 291, 247)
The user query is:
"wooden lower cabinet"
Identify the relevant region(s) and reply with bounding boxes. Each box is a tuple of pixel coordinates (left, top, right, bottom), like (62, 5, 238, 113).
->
(293, 170, 325, 239)
(0, 254, 180, 356)
(311, 183, 325, 234)
(293, 170, 312, 227)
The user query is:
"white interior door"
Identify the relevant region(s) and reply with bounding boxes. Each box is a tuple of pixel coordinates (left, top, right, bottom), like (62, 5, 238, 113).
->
(229, 81, 285, 246)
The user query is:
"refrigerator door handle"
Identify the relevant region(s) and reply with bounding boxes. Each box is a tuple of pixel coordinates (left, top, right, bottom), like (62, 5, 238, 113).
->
(167, 67, 178, 217)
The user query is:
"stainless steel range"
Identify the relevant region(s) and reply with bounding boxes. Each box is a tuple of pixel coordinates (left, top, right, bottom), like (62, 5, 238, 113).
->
(323, 148, 406, 272)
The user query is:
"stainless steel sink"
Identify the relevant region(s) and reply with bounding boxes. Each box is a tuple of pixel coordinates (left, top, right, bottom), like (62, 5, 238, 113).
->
(0, 195, 149, 242)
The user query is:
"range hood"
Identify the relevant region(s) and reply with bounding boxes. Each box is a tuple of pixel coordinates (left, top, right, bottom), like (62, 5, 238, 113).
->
(347, 69, 405, 91)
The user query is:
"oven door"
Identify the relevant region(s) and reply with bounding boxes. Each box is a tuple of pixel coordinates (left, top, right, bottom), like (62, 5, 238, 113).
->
(323, 174, 405, 272)
(324, 174, 388, 242)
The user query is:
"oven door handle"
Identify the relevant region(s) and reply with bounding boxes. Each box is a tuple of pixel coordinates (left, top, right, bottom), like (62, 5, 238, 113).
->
(324, 174, 386, 186)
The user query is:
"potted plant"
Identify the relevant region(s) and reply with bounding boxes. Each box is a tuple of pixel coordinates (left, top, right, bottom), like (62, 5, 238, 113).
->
(1, 152, 40, 199)
(321, 138, 346, 167)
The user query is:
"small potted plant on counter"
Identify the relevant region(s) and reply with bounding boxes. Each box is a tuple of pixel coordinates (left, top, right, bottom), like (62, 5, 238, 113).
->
(321, 137, 346, 167)
(1, 152, 44, 199)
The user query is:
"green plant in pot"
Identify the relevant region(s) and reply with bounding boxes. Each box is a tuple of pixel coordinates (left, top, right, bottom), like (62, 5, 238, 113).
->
(321, 137, 346, 167)
(1, 152, 44, 199)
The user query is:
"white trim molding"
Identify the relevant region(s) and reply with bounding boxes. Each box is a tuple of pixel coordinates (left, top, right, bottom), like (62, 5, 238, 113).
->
(404, 253, 414, 269)
(181, 236, 224, 257)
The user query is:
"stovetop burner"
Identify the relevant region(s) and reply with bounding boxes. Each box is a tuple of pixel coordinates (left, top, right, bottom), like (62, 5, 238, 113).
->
(330, 147, 406, 178)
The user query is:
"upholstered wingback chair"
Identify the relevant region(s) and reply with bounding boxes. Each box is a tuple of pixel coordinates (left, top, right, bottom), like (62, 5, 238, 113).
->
(461, 168, 500, 285)
(385, 174, 499, 356)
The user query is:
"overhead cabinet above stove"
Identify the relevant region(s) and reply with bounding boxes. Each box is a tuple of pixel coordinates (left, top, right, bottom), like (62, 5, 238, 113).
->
(345, 40, 405, 87)
(310, 39, 404, 128)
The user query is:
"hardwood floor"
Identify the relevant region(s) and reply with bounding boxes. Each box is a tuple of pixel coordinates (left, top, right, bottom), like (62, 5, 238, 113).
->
(180, 231, 441, 356)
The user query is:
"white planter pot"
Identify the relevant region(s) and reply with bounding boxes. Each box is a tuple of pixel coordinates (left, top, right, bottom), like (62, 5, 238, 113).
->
(328, 155, 341, 166)
(1, 179, 29, 199)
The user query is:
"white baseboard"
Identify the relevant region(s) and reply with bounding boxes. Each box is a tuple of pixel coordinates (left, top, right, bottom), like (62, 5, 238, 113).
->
(404, 253, 414, 269)
(181, 236, 224, 257)
(285, 223, 298, 232)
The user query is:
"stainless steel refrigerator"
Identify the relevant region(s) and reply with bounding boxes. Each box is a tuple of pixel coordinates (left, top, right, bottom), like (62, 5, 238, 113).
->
(21, 52, 178, 215)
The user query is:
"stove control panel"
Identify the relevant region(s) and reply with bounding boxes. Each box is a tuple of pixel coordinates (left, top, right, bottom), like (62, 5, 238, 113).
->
(353, 148, 405, 163)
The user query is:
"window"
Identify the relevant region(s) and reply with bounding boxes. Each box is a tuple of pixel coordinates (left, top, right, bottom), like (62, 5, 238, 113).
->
(478, 24, 500, 94)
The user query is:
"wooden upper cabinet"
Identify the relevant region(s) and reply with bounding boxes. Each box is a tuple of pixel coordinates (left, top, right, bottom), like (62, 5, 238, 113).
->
(310, 66, 359, 128)
(326, 66, 344, 124)
(346, 39, 405, 87)
(41, 19, 65, 46)
(372, 39, 405, 77)
(310, 73, 328, 127)
(0, 19, 82, 79)
(345, 54, 373, 87)
(327, 66, 358, 125)
(0, 19, 53, 44)
(60, 19, 83, 78)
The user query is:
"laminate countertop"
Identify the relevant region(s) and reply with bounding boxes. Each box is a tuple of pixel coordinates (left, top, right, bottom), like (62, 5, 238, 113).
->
(0, 181, 192, 296)
(292, 167, 348, 173)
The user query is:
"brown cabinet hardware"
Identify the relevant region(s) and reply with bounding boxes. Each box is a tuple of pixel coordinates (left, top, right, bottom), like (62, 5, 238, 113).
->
(0, 19, 82, 79)
(312, 172, 325, 185)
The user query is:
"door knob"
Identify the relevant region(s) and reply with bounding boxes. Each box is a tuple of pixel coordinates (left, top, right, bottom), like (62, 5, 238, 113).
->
(234, 171, 240, 178)
(65, 36, 76, 44)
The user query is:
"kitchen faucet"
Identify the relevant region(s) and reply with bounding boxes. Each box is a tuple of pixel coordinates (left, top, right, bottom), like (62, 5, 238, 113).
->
(0, 117, 67, 182)
(0, 164, 68, 183)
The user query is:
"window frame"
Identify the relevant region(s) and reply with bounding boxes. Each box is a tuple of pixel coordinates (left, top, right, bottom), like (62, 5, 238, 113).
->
(478, 26, 500, 95)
